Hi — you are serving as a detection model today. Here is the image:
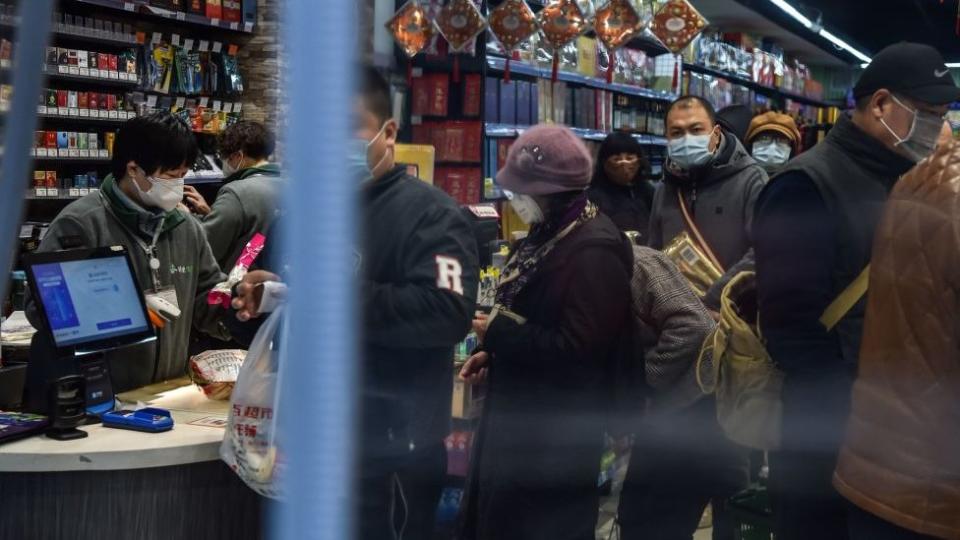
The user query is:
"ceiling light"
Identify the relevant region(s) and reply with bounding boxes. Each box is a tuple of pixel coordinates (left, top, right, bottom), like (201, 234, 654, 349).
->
(767, 0, 814, 28)
(767, 0, 872, 63)
(945, 63, 960, 68)
(819, 29, 871, 63)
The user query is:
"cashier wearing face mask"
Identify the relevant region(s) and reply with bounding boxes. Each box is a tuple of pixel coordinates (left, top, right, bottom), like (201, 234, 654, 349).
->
(745, 111, 801, 174)
(24, 112, 230, 392)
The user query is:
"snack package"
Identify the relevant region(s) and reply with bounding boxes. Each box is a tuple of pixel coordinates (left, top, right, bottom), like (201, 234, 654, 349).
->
(189, 349, 247, 400)
(207, 233, 266, 309)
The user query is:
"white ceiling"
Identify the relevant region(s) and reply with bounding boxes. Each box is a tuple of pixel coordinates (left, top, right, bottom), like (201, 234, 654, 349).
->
(690, 0, 849, 67)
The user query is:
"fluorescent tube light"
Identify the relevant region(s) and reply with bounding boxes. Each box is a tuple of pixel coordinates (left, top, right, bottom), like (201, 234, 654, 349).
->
(768, 0, 872, 63)
(768, 0, 814, 28)
(819, 29, 871, 63)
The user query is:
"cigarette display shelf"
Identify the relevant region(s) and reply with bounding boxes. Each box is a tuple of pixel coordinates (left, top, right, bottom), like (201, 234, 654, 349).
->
(38, 111, 131, 125)
(67, 0, 254, 35)
(43, 64, 140, 87)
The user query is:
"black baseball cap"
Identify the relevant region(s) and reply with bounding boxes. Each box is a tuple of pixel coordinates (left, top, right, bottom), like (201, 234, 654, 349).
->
(853, 42, 960, 105)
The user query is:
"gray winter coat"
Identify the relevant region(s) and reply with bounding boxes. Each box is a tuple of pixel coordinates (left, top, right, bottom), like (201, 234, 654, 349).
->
(648, 133, 767, 310)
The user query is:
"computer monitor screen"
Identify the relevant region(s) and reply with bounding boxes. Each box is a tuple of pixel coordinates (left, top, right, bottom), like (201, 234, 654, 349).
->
(28, 249, 151, 349)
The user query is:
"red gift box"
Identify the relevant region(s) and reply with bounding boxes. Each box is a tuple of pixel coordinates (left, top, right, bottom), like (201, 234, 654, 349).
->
(462, 121, 482, 163)
(427, 73, 450, 117)
(463, 74, 481, 117)
(411, 76, 430, 117)
(442, 124, 465, 163)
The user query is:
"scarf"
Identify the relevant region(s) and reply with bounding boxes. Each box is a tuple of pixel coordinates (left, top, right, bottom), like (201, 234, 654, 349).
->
(495, 193, 598, 310)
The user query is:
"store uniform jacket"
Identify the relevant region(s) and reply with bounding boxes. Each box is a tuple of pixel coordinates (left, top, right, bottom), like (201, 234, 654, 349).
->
(648, 132, 767, 309)
(201, 163, 283, 271)
(834, 142, 960, 540)
(461, 213, 633, 540)
(26, 175, 228, 391)
(588, 177, 655, 241)
(361, 166, 479, 462)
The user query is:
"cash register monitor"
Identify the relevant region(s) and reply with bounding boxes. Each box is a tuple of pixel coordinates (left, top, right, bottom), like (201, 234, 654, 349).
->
(26, 246, 153, 352)
(22, 246, 156, 415)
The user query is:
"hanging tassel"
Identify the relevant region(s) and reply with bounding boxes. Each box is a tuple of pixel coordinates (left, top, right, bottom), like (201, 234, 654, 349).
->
(453, 55, 461, 84)
(504, 56, 512, 84)
(407, 59, 414, 86)
(607, 49, 615, 84)
(672, 54, 680, 94)
(552, 52, 560, 83)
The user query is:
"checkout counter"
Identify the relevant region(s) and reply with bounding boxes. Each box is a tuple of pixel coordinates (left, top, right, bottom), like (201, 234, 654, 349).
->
(0, 247, 263, 539)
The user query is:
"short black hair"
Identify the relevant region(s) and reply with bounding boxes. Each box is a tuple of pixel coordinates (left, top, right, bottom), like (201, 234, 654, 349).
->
(359, 65, 392, 123)
(111, 112, 198, 180)
(855, 93, 873, 111)
(219, 120, 276, 160)
(593, 132, 651, 185)
(666, 95, 717, 125)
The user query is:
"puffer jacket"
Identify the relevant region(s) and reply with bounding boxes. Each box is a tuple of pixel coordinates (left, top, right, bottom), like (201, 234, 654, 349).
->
(833, 141, 960, 540)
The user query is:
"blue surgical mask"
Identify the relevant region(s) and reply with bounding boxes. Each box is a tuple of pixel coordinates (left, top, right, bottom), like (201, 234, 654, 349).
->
(752, 140, 792, 168)
(349, 123, 390, 183)
(668, 132, 716, 170)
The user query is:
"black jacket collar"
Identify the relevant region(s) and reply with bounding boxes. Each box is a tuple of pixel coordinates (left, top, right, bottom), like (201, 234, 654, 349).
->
(364, 165, 407, 200)
(826, 115, 915, 189)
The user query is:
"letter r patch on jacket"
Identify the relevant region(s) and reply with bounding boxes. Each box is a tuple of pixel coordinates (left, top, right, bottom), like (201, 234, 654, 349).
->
(435, 255, 464, 295)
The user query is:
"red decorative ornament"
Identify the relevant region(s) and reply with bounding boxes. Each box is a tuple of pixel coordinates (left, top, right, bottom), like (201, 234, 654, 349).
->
(436, 0, 487, 83)
(594, 0, 645, 83)
(436, 0, 487, 52)
(386, 0, 438, 58)
(537, 0, 589, 82)
(650, 0, 709, 54)
(488, 0, 539, 82)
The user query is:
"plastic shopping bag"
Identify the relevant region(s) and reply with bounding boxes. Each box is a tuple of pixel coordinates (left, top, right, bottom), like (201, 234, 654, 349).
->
(221, 306, 285, 499)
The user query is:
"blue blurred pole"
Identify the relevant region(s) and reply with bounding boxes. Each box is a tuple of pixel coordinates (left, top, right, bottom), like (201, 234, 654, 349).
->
(275, 0, 359, 539)
(0, 1, 54, 302)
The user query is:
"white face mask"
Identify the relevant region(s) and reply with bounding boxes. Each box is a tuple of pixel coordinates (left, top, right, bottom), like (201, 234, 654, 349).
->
(752, 140, 792, 167)
(667, 132, 715, 170)
(880, 95, 944, 163)
(505, 190, 544, 224)
(221, 153, 243, 177)
(133, 169, 185, 212)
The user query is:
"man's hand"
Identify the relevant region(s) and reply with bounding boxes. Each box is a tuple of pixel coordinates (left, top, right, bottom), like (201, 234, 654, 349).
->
(459, 351, 490, 385)
(183, 185, 211, 216)
(472, 312, 490, 343)
(232, 270, 281, 321)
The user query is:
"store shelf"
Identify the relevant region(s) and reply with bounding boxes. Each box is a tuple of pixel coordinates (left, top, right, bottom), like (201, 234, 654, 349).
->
(67, 0, 254, 34)
(43, 65, 140, 87)
(683, 63, 841, 109)
(486, 123, 667, 146)
(2, 16, 138, 47)
(486, 56, 677, 103)
(33, 154, 111, 163)
(38, 110, 134, 124)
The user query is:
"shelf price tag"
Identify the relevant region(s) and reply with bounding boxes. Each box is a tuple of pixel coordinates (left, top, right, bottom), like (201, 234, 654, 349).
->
(69, 188, 81, 197)
(244, 22, 254, 32)
(99, 149, 109, 158)
(172, 34, 181, 47)
(38, 105, 47, 114)
(69, 149, 80, 157)
(58, 65, 68, 74)
(79, 188, 90, 196)
(230, 22, 239, 30)
(35, 188, 48, 198)
(58, 106, 68, 116)
(48, 188, 59, 197)
(123, 2, 135, 11)
(79, 108, 90, 117)
(212, 100, 222, 111)
(234, 102, 242, 113)
(79, 67, 90, 77)
(199, 97, 209, 108)
(210, 18, 220, 27)
(177, 12, 186, 21)
(69, 66, 80, 76)
(212, 42, 223, 53)
(68, 108, 79, 116)
(175, 97, 186, 109)
(184, 39, 194, 50)
(36, 148, 48, 157)
(79, 149, 91, 158)
(152, 32, 162, 45)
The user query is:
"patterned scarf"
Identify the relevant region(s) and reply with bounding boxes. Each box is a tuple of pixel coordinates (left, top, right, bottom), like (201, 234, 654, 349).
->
(495, 193, 598, 310)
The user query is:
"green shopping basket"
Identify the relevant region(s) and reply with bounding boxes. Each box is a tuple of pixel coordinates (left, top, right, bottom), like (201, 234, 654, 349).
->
(727, 485, 776, 540)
